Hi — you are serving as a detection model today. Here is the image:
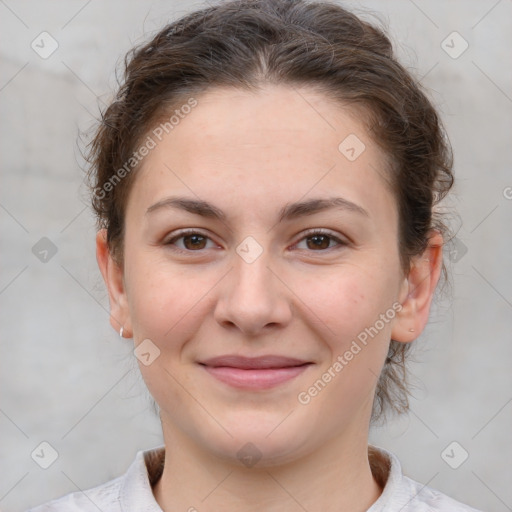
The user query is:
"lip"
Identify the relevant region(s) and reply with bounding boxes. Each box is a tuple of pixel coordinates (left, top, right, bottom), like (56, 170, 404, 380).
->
(199, 355, 313, 390)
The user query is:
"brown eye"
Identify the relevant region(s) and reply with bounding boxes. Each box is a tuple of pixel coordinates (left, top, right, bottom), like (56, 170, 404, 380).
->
(165, 230, 216, 252)
(182, 234, 207, 250)
(295, 230, 346, 251)
(306, 234, 332, 250)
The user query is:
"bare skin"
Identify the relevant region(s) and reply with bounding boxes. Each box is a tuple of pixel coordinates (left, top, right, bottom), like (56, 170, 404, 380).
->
(96, 84, 443, 512)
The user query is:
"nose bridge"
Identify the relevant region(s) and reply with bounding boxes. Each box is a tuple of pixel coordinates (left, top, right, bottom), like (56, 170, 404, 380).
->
(233, 245, 272, 296)
(214, 237, 291, 333)
(229, 232, 272, 291)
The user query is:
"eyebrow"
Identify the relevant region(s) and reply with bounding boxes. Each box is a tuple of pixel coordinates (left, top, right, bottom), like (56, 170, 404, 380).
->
(145, 195, 369, 221)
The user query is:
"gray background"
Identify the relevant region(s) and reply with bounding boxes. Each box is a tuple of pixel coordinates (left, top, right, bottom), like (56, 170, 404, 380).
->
(1, 0, 511, 510)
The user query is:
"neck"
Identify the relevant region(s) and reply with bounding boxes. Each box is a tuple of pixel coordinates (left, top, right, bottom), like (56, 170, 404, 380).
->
(153, 424, 383, 512)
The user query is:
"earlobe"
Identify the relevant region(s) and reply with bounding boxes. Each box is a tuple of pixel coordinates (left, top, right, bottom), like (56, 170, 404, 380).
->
(95, 229, 132, 337)
(391, 230, 444, 343)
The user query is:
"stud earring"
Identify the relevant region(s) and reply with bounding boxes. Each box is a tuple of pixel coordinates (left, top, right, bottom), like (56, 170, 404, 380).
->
(119, 326, 124, 338)
(409, 328, 415, 333)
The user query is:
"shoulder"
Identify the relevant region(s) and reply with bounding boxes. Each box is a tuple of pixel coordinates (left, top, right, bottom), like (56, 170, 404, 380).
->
(26, 445, 165, 512)
(26, 475, 123, 512)
(368, 445, 483, 512)
(399, 474, 483, 511)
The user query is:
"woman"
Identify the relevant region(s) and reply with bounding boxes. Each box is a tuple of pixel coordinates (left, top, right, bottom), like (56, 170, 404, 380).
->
(29, 0, 482, 510)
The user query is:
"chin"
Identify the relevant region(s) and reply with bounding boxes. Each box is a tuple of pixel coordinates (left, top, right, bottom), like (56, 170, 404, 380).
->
(199, 413, 318, 468)
(211, 437, 313, 469)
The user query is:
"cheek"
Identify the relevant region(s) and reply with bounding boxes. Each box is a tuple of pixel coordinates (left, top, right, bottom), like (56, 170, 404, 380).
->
(300, 264, 397, 344)
(125, 257, 210, 403)
(299, 270, 396, 411)
(125, 252, 210, 344)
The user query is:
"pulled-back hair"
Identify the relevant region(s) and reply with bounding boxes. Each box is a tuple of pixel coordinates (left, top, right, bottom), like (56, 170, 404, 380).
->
(86, 0, 453, 422)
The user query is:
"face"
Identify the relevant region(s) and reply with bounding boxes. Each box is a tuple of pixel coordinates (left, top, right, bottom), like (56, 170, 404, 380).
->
(98, 84, 440, 466)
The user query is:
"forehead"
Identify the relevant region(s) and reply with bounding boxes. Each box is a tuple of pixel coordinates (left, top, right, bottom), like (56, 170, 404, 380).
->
(126, 84, 396, 225)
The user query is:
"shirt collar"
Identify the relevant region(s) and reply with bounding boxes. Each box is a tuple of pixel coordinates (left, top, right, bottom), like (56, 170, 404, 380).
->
(367, 445, 404, 510)
(118, 444, 399, 511)
(120, 445, 165, 511)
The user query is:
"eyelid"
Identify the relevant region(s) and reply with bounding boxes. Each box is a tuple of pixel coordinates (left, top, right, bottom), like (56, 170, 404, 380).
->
(164, 228, 210, 242)
(291, 228, 348, 250)
(164, 228, 220, 253)
(164, 227, 348, 254)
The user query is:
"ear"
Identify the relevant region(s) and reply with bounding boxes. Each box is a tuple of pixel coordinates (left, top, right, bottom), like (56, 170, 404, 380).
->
(391, 230, 444, 343)
(96, 229, 133, 338)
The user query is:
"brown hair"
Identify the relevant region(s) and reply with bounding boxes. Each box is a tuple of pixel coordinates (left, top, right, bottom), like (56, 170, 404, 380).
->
(86, 0, 453, 422)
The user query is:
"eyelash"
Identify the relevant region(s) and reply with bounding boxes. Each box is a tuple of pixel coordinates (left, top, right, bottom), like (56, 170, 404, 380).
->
(163, 228, 348, 255)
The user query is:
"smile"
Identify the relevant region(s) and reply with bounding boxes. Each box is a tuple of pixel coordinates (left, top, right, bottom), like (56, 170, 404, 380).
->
(199, 355, 313, 390)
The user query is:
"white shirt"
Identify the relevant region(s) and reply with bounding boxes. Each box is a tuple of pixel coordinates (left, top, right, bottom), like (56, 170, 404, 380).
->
(27, 444, 482, 511)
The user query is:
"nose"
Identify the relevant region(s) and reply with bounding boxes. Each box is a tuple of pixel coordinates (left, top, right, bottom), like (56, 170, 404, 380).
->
(213, 246, 292, 337)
